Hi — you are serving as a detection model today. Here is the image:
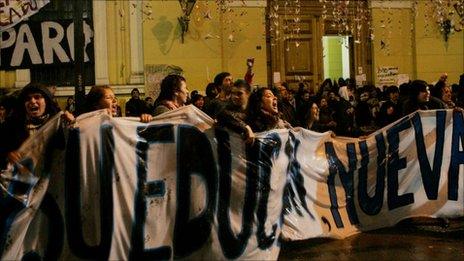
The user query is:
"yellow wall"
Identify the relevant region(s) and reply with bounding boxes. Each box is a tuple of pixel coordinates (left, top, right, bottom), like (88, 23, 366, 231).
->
(372, 2, 463, 85)
(414, 3, 463, 83)
(142, 0, 267, 92)
(0, 71, 16, 89)
(220, 5, 268, 88)
(107, 1, 132, 85)
(371, 7, 414, 84)
(2, 1, 462, 92)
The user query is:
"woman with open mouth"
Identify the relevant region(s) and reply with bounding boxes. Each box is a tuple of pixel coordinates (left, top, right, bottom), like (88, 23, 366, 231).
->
(84, 85, 152, 123)
(0, 83, 75, 168)
(246, 87, 291, 133)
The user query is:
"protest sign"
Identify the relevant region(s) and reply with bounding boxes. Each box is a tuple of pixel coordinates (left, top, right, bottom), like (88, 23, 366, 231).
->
(377, 66, 398, 87)
(0, 19, 93, 69)
(1, 107, 463, 260)
(0, 0, 49, 32)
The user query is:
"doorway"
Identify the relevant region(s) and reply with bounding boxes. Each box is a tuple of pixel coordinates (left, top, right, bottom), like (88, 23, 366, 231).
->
(322, 36, 351, 81)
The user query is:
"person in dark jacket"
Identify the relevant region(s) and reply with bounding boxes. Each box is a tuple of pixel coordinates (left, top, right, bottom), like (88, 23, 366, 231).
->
(125, 88, 148, 116)
(431, 80, 455, 109)
(0, 95, 15, 125)
(204, 72, 233, 119)
(203, 82, 220, 116)
(190, 93, 205, 111)
(356, 87, 374, 128)
(216, 79, 254, 143)
(378, 85, 401, 127)
(277, 83, 297, 126)
(317, 96, 337, 132)
(402, 80, 432, 116)
(0, 83, 74, 169)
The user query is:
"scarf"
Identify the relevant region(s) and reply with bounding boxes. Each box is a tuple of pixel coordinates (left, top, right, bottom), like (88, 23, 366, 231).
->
(26, 114, 50, 136)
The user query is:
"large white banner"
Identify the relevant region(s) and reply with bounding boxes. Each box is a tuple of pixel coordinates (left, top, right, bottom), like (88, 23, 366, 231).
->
(0, 106, 463, 260)
(0, 0, 50, 32)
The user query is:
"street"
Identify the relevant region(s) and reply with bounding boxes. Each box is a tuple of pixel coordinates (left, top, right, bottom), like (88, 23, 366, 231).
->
(280, 218, 464, 260)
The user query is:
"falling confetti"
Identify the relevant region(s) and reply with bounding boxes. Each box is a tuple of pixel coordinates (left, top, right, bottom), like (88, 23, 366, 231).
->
(204, 10, 212, 19)
(228, 34, 235, 42)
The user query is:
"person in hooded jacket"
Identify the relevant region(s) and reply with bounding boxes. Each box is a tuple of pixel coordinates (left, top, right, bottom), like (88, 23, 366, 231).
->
(0, 83, 74, 169)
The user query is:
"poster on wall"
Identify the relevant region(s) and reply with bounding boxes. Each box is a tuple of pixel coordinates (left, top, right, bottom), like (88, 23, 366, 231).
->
(355, 74, 366, 86)
(397, 74, 410, 86)
(273, 72, 281, 83)
(0, 20, 94, 69)
(0, 0, 50, 32)
(376, 66, 398, 88)
(145, 64, 183, 100)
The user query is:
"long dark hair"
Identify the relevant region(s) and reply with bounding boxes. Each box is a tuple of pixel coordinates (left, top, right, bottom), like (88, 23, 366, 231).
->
(213, 72, 231, 87)
(431, 80, 446, 100)
(321, 78, 333, 90)
(298, 101, 318, 128)
(234, 79, 251, 92)
(84, 85, 113, 113)
(246, 87, 279, 132)
(409, 80, 428, 102)
(205, 82, 219, 99)
(154, 74, 186, 106)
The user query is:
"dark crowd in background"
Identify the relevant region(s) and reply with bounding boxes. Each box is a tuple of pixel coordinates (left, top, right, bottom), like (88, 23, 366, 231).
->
(1, 66, 464, 169)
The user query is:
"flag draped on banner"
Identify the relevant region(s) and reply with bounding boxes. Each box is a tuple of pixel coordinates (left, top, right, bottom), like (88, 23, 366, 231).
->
(0, 106, 463, 260)
(0, 0, 50, 32)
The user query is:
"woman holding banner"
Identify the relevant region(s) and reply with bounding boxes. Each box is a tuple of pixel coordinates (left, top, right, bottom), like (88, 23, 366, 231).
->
(0, 83, 75, 168)
(84, 85, 152, 123)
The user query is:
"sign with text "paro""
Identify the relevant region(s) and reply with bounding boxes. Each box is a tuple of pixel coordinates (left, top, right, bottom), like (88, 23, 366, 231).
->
(0, 19, 93, 69)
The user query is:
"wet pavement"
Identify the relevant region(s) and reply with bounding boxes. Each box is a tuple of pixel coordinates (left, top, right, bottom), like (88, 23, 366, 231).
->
(279, 218, 464, 260)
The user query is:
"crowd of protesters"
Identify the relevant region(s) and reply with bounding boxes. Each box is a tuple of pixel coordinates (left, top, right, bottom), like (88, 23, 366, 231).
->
(0, 83, 155, 169)
(192, 72, 464, 142)
(1, 69, 463, 168)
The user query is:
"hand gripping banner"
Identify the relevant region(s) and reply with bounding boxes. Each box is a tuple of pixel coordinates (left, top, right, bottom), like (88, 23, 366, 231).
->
(0, 106, 463, 260)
